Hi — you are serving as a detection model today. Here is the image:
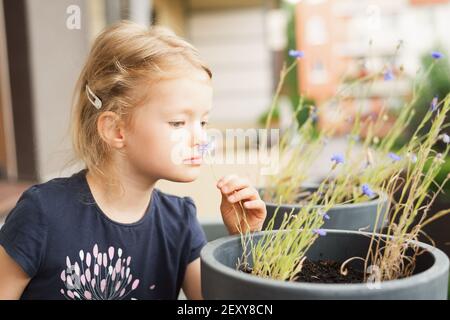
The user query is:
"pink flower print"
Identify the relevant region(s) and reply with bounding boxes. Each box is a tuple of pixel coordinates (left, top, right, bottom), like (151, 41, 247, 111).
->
(85, 268, 91, 282)
(67, 290, 74, 299)
(100, 279, 106, 293)
(84, 291, 92, 300)
(60, 244, 140, 300)
(108, 247, 114, 260)
(103, 253, 107, 268)
(86, 252, 91, 267)
(115, 259, 121, 273)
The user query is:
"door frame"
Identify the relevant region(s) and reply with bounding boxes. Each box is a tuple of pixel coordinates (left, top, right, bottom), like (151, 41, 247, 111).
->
(0, 0, 17, 181)
(1, 0, 37, 181)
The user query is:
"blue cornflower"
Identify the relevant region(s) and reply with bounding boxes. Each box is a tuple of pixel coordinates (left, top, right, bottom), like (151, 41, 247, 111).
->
(431, 51, 444, 59)
(199, 141, 215, 157)
(430, 96, 439, 112)
(318, 209, 330, 220)
(310, 106, 318, 121)
(361, 184, 375, 198)
(388, 152, 401, 162)
(289, 49, 305, 59)
(331, 153, 345, 165)
(383, 69, 395, 81)
(409, 153, 418, 164)
(312, 229, 327, 236)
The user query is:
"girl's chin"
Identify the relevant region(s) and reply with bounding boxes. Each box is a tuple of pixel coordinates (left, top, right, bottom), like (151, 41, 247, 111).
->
(169, 166, 202, 182)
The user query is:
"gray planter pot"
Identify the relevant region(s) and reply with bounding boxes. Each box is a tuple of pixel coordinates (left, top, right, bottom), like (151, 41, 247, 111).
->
(201, 230, 449, 299)
(201, 221, 229, 242)
(260, 186, 388, 232)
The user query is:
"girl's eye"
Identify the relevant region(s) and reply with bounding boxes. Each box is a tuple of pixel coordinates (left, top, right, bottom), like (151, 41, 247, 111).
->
(169, 121, 185, 128)
(201, 121, 209, 128)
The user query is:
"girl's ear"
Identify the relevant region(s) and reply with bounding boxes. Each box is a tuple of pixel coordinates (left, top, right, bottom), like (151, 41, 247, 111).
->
(97, 111, 126, 149)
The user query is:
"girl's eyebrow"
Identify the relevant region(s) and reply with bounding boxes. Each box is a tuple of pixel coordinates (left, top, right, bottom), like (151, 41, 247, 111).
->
(167, 108, 210, 116)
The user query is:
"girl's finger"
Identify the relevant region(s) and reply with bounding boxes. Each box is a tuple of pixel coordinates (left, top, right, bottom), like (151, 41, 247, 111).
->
(243, 199, 266, 210)
(222, 177, 250, 194)
(216, 176, 225, 188)
(227, 187, 258, 203)
(217, 174, 238, 189)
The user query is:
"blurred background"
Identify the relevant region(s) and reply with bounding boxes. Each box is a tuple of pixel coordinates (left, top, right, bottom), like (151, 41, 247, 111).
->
(0, 0, 449, 230)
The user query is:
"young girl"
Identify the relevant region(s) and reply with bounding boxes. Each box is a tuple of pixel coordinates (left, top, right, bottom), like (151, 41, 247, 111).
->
(0, 21, 266, 300)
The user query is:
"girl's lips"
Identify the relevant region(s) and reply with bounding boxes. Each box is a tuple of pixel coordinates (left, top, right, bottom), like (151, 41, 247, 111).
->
(183, 157, 203, 165)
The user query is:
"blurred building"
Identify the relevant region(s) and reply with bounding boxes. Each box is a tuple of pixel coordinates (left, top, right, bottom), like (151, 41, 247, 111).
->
(294, 0, 450, 134)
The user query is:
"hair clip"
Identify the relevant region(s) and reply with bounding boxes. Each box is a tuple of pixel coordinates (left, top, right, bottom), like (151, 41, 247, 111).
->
(86, 84, 102, 110)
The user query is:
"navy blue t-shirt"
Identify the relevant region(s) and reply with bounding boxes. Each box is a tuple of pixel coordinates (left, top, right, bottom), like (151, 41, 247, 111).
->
(0, 170, 207, 300)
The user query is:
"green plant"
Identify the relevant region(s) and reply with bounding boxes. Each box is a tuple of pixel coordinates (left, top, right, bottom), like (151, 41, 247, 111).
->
(263, 46, 448, 206)
(341, 94, 450, 282)
(404, 47, 450, 148)
(243, 164, 341, 281)
(258, 105, 280, 127)
(243, 93, 450, 284)
(260, 54, 334, 204)
(243, 48, 450, 284)
(262, 101, 329, 204)
(330, 50, 446, 204)
(259, 2, 316, 130)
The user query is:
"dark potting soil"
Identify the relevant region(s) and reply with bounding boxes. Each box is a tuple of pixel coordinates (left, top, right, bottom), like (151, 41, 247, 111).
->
(243, 260, 365, 284)
(294, 260, 365, 284)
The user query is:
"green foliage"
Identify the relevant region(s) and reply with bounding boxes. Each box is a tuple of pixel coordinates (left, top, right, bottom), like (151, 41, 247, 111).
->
(400, 47, 450, 148)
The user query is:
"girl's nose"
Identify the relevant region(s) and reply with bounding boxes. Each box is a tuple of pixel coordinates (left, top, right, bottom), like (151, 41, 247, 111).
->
(191, 122, 207, 147)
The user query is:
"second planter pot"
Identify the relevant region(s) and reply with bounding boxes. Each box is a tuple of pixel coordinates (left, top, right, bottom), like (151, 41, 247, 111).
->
(260, 186, 388, 232)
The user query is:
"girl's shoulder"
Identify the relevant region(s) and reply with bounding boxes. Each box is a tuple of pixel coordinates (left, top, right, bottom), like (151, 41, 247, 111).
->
(11, 170, 88, 220)
(152, 189, 199, 222)
(0, 170, 88, 278)
(26, 168, 85, 195)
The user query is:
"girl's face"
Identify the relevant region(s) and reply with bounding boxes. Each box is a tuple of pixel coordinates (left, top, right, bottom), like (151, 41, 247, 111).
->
(123, 69, 213, 183)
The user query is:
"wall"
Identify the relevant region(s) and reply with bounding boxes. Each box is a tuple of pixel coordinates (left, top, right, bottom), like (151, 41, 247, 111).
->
(154, 0, 186, 36)
(188, 7, 273, 127)
(25, 0, 90, 181)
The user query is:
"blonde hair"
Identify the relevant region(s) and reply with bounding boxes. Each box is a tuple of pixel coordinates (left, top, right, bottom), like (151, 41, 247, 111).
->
(71, 20, 212, 185)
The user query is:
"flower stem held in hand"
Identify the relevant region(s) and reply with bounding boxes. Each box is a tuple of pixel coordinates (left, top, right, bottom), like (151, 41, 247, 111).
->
(200, 142, 266, 235)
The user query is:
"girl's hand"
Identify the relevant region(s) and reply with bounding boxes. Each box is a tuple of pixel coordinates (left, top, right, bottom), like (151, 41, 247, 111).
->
(217, 175, 267, 235)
